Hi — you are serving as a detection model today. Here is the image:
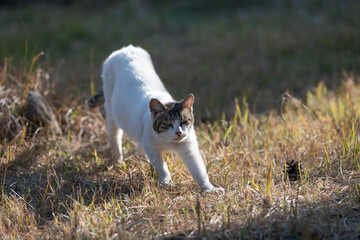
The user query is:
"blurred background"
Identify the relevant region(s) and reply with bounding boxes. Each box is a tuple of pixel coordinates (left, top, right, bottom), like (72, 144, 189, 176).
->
(1, 0, 360, 120)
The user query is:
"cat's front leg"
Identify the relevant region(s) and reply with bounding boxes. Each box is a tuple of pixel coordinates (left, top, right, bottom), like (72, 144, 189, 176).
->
(142, 143, 172, 184)
(177, 143, 220, 192)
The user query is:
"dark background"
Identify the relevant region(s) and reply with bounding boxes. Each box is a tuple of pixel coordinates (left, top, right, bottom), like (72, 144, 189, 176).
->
(1, 0, 360, 119)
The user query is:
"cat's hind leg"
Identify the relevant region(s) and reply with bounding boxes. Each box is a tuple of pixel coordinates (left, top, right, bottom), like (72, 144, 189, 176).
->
(107, 112, 124, 163)
(103, 74, 123, 163)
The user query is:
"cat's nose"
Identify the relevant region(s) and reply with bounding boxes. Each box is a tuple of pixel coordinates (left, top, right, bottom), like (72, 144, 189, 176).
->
(175, 131, 182, 137)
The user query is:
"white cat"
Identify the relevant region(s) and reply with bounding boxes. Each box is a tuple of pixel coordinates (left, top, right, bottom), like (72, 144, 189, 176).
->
(98, 45, 221, 192)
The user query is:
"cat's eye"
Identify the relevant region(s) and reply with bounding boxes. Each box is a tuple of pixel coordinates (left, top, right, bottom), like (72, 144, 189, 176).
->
(164, 122, 173, 127)
(180, 121, 188, 126)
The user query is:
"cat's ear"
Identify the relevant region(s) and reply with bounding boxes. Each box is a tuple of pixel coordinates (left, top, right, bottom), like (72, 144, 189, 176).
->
(149, 98, 166, 115)
(181, 94, 194, 111)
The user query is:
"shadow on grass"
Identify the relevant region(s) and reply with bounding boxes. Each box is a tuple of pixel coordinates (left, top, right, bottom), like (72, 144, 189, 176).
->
(162, 200, 360, 240)
(161, 178, 360, 240)
(0, 160, 144, 226)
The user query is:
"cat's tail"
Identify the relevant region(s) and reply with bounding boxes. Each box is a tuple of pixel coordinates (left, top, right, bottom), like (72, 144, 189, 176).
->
(88, 88, 105, 108)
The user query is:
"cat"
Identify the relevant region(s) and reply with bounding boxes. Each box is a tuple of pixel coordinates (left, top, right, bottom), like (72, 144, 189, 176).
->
(88, 88, 104, 108)
(89, 45, 222, 192)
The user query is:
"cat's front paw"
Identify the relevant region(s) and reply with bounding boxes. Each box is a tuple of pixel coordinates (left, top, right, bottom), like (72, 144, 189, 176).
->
(159, 180, 174, 189)
(159, 176, 173, 185)
(212, 186, 225, 193)
(110, 152, 124, 165)
(201, 183, 225, 193)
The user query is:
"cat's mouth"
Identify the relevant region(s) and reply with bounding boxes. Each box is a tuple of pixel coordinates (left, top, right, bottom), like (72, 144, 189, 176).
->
(173, 135, 186, 142)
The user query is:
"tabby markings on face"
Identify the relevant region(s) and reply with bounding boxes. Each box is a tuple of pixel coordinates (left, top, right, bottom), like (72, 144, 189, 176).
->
(153, 102, 194, 134)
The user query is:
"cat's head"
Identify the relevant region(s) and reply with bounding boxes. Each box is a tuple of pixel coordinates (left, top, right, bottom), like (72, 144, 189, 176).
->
(149, 94, 194, 143)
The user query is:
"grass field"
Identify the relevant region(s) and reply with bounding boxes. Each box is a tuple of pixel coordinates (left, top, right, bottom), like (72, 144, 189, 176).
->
(1, 0, 360, 239)
(2, 0, 360, 115)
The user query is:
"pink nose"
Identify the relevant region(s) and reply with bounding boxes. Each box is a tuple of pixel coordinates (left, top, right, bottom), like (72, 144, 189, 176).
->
(176, 132, 182, 137)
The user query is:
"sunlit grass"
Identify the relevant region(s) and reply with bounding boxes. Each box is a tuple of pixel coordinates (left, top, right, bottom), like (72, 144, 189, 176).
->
(1, 56, 360, 239)
(1, 1, 360, 238)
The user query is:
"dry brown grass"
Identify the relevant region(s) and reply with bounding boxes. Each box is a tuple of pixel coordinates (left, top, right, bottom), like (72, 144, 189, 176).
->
(1, 55, 360, 239)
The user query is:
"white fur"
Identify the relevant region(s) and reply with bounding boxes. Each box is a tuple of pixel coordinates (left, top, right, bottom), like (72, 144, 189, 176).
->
(102, 45, 217, 191)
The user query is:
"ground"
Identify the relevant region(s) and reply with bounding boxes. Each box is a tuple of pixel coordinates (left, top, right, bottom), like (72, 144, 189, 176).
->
(1, 0, 360, 239)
